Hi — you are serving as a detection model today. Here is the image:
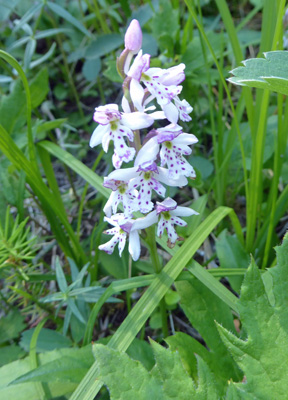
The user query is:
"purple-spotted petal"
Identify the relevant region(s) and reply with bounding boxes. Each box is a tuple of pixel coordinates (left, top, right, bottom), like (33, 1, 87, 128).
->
(157, 167, 188, 187)
(93, 104, 120, 125)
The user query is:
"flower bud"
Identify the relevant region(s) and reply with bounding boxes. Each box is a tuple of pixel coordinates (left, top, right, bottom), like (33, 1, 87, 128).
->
(124, 19, 142, 53)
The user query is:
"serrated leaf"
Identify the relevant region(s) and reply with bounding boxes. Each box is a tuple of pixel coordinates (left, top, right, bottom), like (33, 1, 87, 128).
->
(94, 341, 223, 399)
(0, 345, 26, 366)
(175, 275, 242, 392)
(217, 233, 288, 398)
(228, 51, 288, 95)
(150, 340, 196, 398)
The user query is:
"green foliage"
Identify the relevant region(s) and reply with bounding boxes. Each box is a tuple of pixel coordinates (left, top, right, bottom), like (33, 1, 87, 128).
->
(40, 257, 119, 334)
(217, 233, 288, 398)
(229, 51, 288, 95)
(175, 274, 242, 393)
(0, 309, 26, 344)
(93, 341, 221, 399)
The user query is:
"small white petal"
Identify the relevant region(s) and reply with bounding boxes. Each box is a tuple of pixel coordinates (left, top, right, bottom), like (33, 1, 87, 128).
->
(135, 137, 159, 166)
(163, 102, 179, 124)
(148, 111, 166, 120)
(130, 79, 145, 111)
(129, 230, 141, 261)
(131, 210, 158, 231)
(90, 124, 109, 148)
(157, 167, 188, 186)
(108, 166, 139, 182)
(170, 207, 199, 217)
(121, 111, 154, 130)
(121, 95, 131, 113)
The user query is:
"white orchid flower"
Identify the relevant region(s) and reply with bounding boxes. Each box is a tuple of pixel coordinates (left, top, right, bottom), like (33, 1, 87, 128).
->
(90, 104, 154, 169)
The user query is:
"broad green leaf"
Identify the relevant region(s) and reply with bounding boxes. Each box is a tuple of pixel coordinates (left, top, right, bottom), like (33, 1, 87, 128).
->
(216, 230, 250, 293)
(150, 0, 179, 41)
(11, 353, 93, 385)
(0, 346, 93, 399)
(0, 309, 26, 344)
(85, 34, 123, 59)
(228, 51, 288, 95)
(217, 233, 288, 398)
(36, 118, 67, 134)
(0, 345, 26, 366)
(0, 68, 49, 134)
(82, 58, 101, 81)
(20, 328, 72, 352)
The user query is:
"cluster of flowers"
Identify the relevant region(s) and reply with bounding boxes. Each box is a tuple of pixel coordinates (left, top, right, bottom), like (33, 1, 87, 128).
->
(90, 20, 198, 261)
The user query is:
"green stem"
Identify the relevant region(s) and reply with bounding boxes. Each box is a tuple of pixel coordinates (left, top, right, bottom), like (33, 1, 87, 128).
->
(145, 226, 168, 337)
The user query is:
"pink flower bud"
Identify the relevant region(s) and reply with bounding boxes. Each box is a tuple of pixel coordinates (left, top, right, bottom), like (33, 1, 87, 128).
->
(124, 19, 142, 53)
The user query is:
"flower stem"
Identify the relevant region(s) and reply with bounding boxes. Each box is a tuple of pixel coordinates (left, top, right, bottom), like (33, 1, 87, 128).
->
(146, 226, 169, 337)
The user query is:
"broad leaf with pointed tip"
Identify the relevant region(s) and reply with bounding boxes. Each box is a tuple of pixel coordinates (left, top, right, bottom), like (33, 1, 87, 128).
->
(217, 233, 288, 398)
(228, 51, 288, 95)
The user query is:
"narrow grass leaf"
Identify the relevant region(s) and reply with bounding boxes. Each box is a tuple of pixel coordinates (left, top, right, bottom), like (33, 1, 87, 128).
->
(46, 1, 92, 37)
